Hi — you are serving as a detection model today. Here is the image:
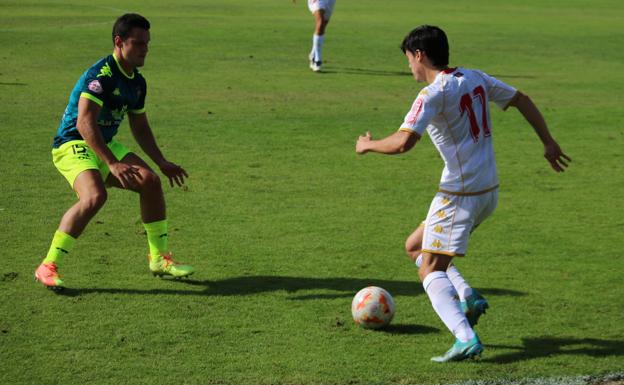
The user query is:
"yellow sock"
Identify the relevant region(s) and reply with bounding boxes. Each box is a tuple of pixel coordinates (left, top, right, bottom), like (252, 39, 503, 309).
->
(43, 231, 76, 266)
(143, 219, 168, 260)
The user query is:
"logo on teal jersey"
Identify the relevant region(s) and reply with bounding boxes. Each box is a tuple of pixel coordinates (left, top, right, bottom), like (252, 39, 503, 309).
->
(97, 63, 113, 78)
(111, 105, 128, 120)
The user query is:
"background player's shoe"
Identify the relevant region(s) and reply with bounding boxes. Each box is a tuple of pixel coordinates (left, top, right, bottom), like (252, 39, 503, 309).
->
(310, 61, 322, 72)
(34, 262, 64, 290)
(309, 54, 322, 72)
(431, 335, 483, 362)
(149, 253, 195, 278)
(461, 290, 489, 327)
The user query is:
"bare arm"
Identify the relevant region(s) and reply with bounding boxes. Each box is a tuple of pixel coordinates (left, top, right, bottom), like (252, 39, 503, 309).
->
(128, 112, 165, 165)
(128, 112, 188, 186)
(356, 130, 420, 155)
(508, 91, 571, 172)
(77, 97, 140, 188)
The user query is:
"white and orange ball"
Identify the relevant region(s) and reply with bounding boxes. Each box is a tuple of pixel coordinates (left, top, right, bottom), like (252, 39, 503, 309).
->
(351, 286, 395, 329)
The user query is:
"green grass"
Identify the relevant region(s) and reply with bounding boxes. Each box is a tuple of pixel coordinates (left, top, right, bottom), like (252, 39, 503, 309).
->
(1, 0, 623, 384)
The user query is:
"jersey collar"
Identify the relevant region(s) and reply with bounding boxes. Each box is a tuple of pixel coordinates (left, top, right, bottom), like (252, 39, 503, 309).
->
(440, 67, 457, 74)
(112, 53, 135, 79)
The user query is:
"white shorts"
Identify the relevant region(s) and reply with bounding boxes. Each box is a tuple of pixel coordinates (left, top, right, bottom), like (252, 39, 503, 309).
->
(421, 189, 498, 256)
(308, 0, 336, 20)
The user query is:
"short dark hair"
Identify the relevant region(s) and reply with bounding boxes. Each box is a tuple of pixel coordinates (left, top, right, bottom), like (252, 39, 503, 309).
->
(401, 25, 449, 68)
(112, 13, 150, 43)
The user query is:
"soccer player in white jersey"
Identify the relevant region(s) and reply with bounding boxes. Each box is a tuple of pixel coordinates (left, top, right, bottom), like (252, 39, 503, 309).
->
(307, 0, 336, 72)
(355, 25, 570, 362)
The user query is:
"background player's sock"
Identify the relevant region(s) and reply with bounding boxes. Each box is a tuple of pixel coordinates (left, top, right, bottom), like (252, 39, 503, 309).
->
(423, 271, 475, 343)
(43, 230, 76, 266)
(143, 219, 168, 259)
(312, 34, 324, 62)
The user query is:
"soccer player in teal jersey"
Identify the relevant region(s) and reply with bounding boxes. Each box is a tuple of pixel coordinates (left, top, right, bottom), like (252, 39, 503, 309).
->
(35, 13, 195, 290)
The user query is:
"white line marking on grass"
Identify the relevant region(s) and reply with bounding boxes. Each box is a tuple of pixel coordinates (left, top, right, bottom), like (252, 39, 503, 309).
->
(445, 372, 624, 385)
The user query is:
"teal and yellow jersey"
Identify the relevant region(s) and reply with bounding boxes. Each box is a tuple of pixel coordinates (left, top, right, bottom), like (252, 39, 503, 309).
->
(53, 53, 147, 148)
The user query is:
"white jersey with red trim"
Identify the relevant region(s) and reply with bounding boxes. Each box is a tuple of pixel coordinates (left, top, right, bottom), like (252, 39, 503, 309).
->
(400, 67, 517, 194)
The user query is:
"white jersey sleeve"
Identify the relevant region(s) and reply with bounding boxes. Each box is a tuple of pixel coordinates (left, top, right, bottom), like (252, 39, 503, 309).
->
(475, 70, 518, 110)
(399, 87, 443, 136)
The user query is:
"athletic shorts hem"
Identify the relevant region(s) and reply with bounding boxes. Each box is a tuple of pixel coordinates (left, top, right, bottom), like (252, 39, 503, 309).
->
(421, 249, 465, 257)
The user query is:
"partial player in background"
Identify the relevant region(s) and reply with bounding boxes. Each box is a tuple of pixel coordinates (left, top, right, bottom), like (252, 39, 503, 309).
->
(304, 0, 336, 72)
(355, 25, 570, 362)
(35, 13, 195, 290)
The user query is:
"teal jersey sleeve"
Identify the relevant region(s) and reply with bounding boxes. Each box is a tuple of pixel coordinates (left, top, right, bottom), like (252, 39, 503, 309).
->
(53, 54, 148, 148)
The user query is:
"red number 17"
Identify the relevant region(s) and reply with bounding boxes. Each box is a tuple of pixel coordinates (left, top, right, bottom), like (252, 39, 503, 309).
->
(459, 85, 490, 142)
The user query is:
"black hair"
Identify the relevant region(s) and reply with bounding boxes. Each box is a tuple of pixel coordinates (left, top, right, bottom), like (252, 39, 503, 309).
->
(112, 13, 150, 43)
(400, 25, 449, 68)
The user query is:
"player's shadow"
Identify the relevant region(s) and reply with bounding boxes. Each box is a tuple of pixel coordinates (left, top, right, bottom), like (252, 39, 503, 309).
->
(55, 275, 526, 300)
(196, 276, 422, 298)
(484, 336, 624, 363)
(321, 67, 411, 77)
(181, 276, 526, 300)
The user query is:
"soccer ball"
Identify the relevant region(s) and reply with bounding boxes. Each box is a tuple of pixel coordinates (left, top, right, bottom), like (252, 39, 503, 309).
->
(351, 286, 395, 329)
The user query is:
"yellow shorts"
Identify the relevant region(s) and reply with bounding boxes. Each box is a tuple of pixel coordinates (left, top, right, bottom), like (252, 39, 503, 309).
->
(52, 140, 131, 188)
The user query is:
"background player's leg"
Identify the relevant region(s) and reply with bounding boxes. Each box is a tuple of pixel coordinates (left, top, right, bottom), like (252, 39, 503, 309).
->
(310, 10, 328, 71)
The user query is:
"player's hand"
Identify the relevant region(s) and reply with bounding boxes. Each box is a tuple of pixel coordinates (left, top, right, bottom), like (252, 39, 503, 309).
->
(544, 141, 571, 172)
(158, 160, 189, 187)
(356, 132, 372, 154)
(108, 162, 141, 189)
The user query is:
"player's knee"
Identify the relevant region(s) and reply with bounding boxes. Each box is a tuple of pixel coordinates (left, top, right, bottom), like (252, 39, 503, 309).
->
(318, 20, 328, 34)
(405, 241, 421, 263)
(140, 169, 161, 190)
(80, 189, 107, 213)
(405, 246, 420, 263)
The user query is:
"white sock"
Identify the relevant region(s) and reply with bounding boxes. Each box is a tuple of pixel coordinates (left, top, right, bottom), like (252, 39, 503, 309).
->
(416, 255, 474, 302)
(312, 34, 324, 62)
(423, 271, 475, 343)
(446, 265, 474, 302)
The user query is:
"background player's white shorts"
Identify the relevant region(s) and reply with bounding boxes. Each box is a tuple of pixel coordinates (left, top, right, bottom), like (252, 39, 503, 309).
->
(421, 189, 498, 256)
(308, 0, 336, 20)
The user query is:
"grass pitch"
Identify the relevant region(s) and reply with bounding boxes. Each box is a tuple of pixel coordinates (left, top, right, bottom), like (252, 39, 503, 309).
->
(1, 0, 623, 384)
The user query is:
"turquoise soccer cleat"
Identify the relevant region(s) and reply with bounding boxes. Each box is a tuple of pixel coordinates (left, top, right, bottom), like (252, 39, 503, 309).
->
(461, 290, 489, 327)
(431, 335, 483, 362)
